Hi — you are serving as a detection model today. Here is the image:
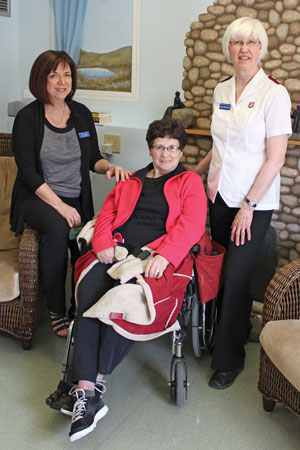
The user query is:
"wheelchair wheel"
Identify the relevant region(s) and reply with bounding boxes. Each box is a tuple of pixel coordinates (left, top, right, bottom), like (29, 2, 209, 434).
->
(191, 299, 202, 358)
(192, 297, 217, 355)
(170, 357, 188, 407)
(175, 361, 185, 407)
(203, 298, 217, 350)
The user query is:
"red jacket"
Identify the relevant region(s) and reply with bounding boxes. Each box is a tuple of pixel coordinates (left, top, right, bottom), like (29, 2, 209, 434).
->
(75, 163, 207, 340)
(75, 163, 207, 280)
(93, 163, 206, 266)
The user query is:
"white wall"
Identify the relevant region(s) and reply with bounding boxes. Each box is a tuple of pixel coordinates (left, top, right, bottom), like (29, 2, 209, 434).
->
(92, 124, 151, 212)
(18, 0, 52, 93)
(2, 0, 53, 131)
(0, 0, 20, 131)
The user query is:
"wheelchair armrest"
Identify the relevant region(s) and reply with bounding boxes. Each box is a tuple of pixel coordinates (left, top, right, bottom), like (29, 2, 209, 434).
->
(78, 237, 87, 248)
(76, 217, 97, 250)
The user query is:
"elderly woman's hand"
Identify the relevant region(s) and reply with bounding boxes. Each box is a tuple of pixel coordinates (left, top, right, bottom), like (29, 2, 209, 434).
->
(230, 202, 254, 246)
(106, 164, 131, 182)
(96, 247, 115, 264)
(144, 255, 169, 279)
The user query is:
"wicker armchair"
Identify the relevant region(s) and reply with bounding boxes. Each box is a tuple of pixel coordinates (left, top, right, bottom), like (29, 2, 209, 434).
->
(0, 133, 41, 349)
(258, 259, 300, 419)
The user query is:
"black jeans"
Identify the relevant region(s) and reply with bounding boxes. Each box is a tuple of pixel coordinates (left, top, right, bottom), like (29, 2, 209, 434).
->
(209, 193, 273, 371)
(24, 195, 85, 315)
(74, 262, 135, 382)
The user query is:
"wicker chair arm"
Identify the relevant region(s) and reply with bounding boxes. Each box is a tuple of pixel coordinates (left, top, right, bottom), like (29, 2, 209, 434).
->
(0, 133, 13, 157)
(18, 225, 40, 327)
(262, 259, 300, 327)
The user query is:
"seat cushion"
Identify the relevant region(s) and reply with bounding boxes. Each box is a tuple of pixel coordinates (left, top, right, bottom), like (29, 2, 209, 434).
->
(0, 248, 20, 301)
(260, 320, 300, 392)
(0, 156, 20, 250)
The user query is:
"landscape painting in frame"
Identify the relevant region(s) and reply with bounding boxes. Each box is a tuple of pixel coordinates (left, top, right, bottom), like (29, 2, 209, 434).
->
(76, 0, 140, 102)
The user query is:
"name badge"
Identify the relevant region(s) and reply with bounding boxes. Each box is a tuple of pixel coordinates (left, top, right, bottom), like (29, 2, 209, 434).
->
(78, 131, 91, 138)
(219, 103, 231, 110)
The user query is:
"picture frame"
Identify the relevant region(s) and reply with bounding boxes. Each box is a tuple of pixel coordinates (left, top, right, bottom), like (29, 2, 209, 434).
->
(74, 0, 140, 102)
(24, 0, 140, 103)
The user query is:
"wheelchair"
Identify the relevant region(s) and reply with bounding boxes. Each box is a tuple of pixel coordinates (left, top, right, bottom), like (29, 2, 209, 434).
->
(169, 245, 218, 406)
(46, 240, 222, 410)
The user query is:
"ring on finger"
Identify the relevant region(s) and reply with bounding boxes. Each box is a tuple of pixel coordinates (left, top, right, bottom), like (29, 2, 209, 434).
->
(155, 269, 160, 275)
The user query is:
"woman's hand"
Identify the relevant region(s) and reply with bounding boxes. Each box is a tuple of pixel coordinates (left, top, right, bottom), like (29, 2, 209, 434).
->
(56, 203, 82, 228)
(230, 202, 254, 246)
(96, 247, 115, 264)
(106, 164, 131, 182)
(144, 255, 169, 279)
(35, 183, 81, 228)
(93, 160, 131, 182)
(229, 135, 288, 247)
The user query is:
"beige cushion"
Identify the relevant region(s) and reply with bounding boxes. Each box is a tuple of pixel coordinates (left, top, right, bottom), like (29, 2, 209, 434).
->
(260, 320, 300, 392)
(0, 156, 20, 250)
(0, 249, 20, 301)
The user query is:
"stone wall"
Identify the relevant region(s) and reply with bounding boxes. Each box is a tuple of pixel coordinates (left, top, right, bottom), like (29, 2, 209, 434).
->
(273, 146, 300, 266)
(180, 0, 300, 266)
(182, 0, 300, 129)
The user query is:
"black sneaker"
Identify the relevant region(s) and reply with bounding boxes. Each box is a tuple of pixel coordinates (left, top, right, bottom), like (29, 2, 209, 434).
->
(61, 382, 106, 417)
(69, 389, 108, 441)
(60, 385, 77, 417)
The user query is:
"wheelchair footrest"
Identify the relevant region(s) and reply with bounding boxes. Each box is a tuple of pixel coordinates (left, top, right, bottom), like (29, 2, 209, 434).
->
(45, 380, 74, 410)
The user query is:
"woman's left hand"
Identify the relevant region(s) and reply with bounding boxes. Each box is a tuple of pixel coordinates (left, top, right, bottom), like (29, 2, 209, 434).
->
(96, 247, 115, 264)
(106, 165, 131, 182)
(230, 202, 254, 246)
(144, 255, 169, 279)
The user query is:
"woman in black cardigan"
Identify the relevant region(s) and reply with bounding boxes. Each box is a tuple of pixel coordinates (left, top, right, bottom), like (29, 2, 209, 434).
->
(11, 50, 130, 337)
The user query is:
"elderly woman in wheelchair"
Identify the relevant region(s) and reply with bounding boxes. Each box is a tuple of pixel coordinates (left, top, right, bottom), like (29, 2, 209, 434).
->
(64, 118, 207, 441)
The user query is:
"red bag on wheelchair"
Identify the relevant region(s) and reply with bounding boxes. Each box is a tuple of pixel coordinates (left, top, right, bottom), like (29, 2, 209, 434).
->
(192, 232, 226, 304)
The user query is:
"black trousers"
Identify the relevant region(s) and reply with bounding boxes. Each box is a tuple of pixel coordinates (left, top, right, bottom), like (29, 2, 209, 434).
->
(24, 195, 85, 315)
(209, 193, 273, 372)
(74, 262, 135, 382)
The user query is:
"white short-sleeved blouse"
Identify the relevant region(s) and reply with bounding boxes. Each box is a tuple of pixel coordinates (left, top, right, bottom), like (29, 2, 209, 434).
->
(208, 68, 292, 210)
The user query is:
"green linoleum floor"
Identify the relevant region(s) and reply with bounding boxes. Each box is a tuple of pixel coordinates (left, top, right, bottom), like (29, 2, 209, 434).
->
(1, 312, 300, 450)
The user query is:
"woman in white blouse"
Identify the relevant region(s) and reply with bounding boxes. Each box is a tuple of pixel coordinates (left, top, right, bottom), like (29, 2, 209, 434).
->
(196, 17, 292, 389)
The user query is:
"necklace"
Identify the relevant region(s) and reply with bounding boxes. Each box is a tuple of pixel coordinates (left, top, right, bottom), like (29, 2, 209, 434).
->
(45, 102, 66, 128)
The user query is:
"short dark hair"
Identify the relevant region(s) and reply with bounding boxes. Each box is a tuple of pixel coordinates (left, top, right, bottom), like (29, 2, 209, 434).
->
(146, 118, 188, 150)
(29, 50, 77, 104)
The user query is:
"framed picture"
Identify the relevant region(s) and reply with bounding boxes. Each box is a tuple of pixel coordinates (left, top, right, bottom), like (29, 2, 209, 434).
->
(75, 0, 140, 102)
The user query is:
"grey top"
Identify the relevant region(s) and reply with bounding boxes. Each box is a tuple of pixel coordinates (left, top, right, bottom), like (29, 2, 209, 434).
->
(40, 121, 82, 197)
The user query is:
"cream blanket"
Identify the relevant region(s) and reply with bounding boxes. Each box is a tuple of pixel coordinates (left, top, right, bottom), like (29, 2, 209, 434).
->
(81, 246, 156, 325)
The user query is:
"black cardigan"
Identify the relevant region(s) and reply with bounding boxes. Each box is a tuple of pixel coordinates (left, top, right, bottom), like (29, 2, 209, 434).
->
(10, 99, 104, 235)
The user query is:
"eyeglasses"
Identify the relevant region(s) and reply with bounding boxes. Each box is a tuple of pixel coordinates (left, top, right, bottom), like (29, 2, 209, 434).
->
(229, 40, 260, 48)
(152, 145, 181, 153)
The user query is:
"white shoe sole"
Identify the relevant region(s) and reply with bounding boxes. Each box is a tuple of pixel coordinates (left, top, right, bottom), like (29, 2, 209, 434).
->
(69, 405, 109, 442)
